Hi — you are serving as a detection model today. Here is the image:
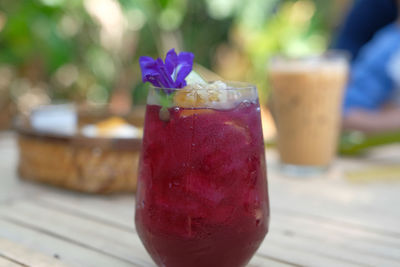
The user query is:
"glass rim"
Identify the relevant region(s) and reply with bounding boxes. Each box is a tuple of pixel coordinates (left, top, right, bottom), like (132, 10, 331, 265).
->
(269, 50, 351, 63)
(150, 81, 257, 91)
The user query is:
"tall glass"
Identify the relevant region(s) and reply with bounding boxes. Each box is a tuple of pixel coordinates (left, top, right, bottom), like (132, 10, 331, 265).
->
(135, 82, 269, 267)
(268, 53, 349, 175)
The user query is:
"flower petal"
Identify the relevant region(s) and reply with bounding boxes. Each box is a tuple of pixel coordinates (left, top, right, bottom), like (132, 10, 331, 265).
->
(139, 56, 162, 87)
(139, 49, 194, 91)
(165, 49, 194, 88)
(174, 52, 194, 88)
(164, 49, 178, 76)
(156, 58, 175, 88)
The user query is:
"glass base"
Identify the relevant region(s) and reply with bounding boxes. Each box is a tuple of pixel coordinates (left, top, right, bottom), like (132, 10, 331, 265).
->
(279, 163, 328, 177)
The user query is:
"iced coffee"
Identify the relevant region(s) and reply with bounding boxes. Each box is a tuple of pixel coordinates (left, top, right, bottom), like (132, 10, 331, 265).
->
(268, 53, 349, 174)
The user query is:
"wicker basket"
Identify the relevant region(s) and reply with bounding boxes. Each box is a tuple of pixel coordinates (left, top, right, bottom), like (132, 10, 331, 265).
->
(16, 106, 144, 194)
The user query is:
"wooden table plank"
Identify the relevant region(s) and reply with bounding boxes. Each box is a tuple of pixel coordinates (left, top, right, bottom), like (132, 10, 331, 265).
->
(32, 191, 333, 266)
(256, 243, 360, 267)
(0, 133, 21, 203)
(0, 201, 154, 267)
(0, 197, 294, 267)
(36, 192, 135, 231)
(269, 182, 400, 236)
(271, 214, 400, 259)
(0, 219, 139, 267)
(34, 191, 399, 267)
(1, 133, 400, 266)
(0, 256, 23, 267)
(274, 210, 400, 246)
(248, 254, 296, 267)
(266, 155, 400, 235)
(36, 195, 298, 266)
(0, 236, 68, 267)
(261, 227, 399, 266)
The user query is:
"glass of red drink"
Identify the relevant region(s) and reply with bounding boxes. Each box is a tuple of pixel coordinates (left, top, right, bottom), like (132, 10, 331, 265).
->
(135, 82, 269, 267)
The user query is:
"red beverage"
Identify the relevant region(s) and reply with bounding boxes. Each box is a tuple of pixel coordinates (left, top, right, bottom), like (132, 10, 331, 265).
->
(135, 84, 269, 267)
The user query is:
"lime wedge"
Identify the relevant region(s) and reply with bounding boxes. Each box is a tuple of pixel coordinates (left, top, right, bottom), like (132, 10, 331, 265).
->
(185, 71, 207, 85)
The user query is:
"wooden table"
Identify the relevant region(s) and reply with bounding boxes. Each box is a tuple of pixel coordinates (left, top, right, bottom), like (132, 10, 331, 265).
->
(0, 132, 400, 267)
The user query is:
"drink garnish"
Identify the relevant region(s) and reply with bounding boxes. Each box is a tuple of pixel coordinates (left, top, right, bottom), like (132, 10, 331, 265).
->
(139, 48, 195, 92)
(139, 49, 207, 121)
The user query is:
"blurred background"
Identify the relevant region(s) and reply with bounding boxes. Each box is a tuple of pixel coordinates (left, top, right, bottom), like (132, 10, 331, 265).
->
(0, 0, 351, 129)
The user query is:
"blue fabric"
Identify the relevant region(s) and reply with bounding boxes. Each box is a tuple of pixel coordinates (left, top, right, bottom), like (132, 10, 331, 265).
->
(344, 24, 400, 114)
(333, 0, 397, 61)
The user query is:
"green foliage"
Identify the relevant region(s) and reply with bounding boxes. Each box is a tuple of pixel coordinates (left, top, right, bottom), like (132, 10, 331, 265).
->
(182, 1, 232, 67)
(0, 0, 337, 106)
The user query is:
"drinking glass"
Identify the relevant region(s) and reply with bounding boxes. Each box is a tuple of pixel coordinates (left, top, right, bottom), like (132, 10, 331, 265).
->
(135, 82, 270, 267)
(268, 52, 349, 175)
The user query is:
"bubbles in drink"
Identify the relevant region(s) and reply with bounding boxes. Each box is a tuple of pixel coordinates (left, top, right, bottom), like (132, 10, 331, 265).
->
(135, 83, 269, 267)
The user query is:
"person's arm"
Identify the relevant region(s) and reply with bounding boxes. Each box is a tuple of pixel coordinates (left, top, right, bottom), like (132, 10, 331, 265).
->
(342, 24, 400, 133)
(343, 108, 400, 133)
(343, 57, 394, 115)
(333, 0, 397, 61)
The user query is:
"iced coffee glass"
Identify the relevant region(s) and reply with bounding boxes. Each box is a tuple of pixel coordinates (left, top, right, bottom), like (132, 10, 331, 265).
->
(268, 52, 349, 175)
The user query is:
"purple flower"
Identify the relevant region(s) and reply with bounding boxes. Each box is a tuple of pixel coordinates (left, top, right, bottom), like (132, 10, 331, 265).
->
(139, 49, 194, 92)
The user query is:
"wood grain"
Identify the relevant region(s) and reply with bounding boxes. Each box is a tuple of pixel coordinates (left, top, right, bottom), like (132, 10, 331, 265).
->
(0, 236, 68, 267)
(0, 133, 399, 267)
(0, 256, 23, 267)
